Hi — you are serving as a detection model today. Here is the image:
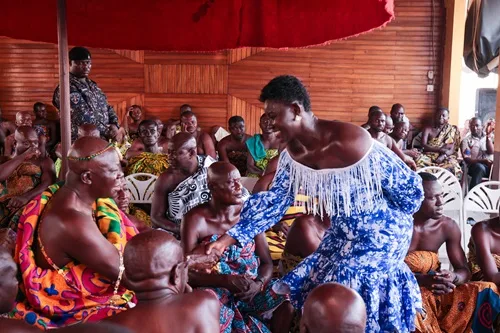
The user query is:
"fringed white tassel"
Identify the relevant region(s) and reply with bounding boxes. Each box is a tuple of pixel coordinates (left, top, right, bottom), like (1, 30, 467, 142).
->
(278, 143, 383, 218)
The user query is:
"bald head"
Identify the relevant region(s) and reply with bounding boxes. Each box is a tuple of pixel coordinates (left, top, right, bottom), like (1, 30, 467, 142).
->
(0, 248, 18, 313)
(15, 111, 32, 127)
(208, 162, 238, 184)
(124, 230, 184, 291)
(172, 132, 196, 151)
(77, 124, 100, 138)
(67, 137, 122, 198)
(207, 162, 243, 205)
(68, 137, 117, 167)
(301, 283, 366, 333)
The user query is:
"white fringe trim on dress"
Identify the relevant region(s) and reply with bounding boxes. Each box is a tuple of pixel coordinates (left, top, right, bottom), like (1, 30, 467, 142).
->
(276, 142, 383, 218)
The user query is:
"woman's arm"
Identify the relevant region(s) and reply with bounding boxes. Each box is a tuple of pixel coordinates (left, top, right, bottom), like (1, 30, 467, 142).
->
(379, 145, 424, 214)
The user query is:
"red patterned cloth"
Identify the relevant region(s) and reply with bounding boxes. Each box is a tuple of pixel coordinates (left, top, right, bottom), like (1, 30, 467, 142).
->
(0, 0, 394, 51)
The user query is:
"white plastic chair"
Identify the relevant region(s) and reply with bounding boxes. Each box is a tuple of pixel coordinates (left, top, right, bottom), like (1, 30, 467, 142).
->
(125, 173, 158, 204)
(418, 166, 463, 199)
(240, 177, 258, 193)
(417, 168, 463, 268)
(463, 181, 500, 249)
(411, 132, 422, 149)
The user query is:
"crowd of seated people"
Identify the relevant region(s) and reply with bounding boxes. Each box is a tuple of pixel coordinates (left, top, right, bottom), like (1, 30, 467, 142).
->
(361, 104, 495, 191)
(0, 57, 500, 332)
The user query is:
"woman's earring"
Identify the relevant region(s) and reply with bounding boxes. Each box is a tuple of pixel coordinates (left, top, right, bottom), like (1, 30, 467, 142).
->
(295, 115, 302, 122)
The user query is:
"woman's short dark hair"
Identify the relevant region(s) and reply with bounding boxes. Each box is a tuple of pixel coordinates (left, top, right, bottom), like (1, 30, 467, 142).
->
(259, 75, 311, 112)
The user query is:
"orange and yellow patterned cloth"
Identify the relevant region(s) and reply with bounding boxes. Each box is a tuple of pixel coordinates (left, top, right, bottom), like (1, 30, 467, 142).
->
(0, 162, 42, 229)
(125, 151, 169, 177)
(414, 124, 462, 178)
(405, 251, 500, 333)
(7, 183, 137, 330)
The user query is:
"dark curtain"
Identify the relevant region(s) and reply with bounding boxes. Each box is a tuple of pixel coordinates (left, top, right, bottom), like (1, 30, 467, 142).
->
(464, 0, 500, 77)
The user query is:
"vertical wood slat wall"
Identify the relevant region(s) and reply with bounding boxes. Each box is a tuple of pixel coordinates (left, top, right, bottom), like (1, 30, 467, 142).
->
(0, 0, 444, 134)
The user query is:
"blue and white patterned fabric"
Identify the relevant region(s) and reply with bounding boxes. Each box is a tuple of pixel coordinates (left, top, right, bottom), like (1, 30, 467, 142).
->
(227, 141, 424, 333)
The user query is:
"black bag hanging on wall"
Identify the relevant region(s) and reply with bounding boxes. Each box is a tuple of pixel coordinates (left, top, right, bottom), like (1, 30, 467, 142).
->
(464, 0, 500, 77)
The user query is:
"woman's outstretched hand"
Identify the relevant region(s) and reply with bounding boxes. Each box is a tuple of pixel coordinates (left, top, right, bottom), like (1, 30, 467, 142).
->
(205, 234, 237, 255)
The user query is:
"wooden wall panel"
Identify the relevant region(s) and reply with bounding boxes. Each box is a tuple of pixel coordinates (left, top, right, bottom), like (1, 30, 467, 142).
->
(0, 38, 58, 117)
(144, 64, 227, 94)
(144, 51, 227, 65)
(143, 94, 227, 131)
(0, 0, 445, 134)
(227, 95, 263, 135)
(0, 38, 145, 120)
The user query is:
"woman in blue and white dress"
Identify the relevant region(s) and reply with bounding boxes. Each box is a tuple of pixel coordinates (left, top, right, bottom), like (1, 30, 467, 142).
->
(207, 75, 425, 333)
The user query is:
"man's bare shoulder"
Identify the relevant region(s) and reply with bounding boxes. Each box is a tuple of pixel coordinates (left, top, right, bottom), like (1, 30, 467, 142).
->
(218, 135, 231, 146)
(44, 200, 94, 235)
(438, 215, 459, 229)
(471, 219, 496, 238)
(176, 289, 219, 313)
(157, 167, 182, 186)
(184, 204, 211, 224)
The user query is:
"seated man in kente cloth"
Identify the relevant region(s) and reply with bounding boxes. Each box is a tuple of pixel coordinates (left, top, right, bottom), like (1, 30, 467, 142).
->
(106, 230, 220, 333)
(182, 162, 294, 333)
(6, 137, 138, 329)
(217, 116, 251, 176)
(406, 172, 500, 332)
(125, 119, 169, 176)
(300, 283, 367, 333)
(246, 113, 282, 178)
(415, 107, 462, 178)
(0, 127, 55, 229)
(0, 249, 130, 333)
(151, 132, 217, 237)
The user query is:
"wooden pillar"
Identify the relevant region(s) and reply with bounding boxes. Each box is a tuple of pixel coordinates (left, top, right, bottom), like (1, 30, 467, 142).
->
(491, 74, 500, 180)
(56, 0, 71, 179)
(441, 0, 467, 126)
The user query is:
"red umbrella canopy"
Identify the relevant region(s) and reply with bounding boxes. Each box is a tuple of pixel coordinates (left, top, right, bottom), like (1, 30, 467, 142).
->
(1, 0, 394, 51)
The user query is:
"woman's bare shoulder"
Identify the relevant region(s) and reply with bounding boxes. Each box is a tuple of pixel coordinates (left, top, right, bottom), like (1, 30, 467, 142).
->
(319, 120, 373, 161)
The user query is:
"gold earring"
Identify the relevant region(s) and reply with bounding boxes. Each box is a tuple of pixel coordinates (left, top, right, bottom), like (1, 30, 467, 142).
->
(295, 115, 302, 122)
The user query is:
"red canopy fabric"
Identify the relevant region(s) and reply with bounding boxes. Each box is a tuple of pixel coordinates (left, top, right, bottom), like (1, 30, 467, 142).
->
(1, 0, 394, 51)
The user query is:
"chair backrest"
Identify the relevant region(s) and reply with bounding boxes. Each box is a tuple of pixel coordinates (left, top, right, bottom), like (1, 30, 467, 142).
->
(125, 173, 159, 204)
(412, 132, 422, 148)
(418, 166, 463, 199)
(240, 177, 258, 193)
(463, 180, 500, 223)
